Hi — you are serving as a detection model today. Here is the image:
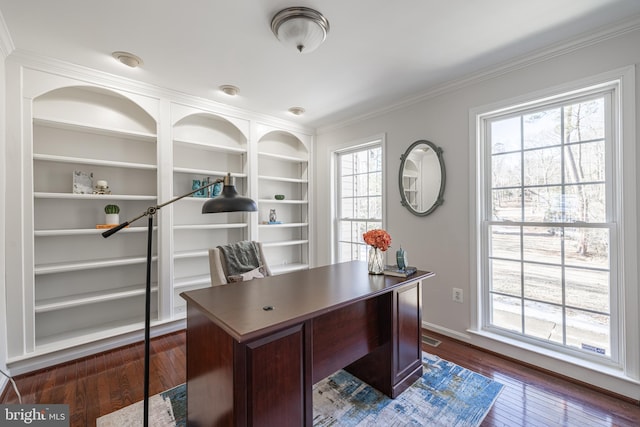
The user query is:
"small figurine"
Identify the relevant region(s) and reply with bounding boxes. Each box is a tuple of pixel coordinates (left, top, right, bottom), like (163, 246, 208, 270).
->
(269, 209, 277, 223)
(396, 246, 408, 270)
(93, 179, 111, 195)
(192, 179, 206, 197)
(210, 182, 222, 197)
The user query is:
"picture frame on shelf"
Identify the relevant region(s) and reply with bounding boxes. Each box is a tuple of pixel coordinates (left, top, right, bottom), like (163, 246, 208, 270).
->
(72, 170, 93, 194)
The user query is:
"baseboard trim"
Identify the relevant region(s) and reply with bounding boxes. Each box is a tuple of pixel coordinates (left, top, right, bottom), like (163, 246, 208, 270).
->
(7, 320, 185, 376)
(422, 321, 471, 342)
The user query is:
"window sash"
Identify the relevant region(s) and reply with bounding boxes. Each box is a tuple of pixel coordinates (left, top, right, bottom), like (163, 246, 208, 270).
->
(478, 85, 620, 364)
(335, 143, 383, 262)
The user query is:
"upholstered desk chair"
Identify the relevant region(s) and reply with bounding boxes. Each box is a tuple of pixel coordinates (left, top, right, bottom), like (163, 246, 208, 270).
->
(209, 241, 272, 286)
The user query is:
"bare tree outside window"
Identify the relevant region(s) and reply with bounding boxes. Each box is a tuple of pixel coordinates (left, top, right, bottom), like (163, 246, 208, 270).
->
(336, 144, 383, 262)
(487, 94, 613, 358)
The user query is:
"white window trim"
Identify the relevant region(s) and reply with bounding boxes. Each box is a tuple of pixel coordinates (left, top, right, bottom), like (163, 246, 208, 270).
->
(330, 134, 386, 264)
(468, 66, 638, 381)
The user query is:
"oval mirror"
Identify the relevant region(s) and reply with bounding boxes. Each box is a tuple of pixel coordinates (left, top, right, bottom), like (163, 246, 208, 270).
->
(399, 140, 445, 216)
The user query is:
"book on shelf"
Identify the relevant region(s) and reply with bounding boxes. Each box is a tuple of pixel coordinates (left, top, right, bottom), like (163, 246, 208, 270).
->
(383, 265, 417, 277)
(96, 224, 128, 229)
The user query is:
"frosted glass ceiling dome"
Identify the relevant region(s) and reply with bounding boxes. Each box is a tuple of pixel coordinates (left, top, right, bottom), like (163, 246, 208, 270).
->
(271, 7, 330, 54)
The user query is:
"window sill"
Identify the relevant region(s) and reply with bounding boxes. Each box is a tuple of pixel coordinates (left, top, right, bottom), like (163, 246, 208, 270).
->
(467, 328, 638, 385)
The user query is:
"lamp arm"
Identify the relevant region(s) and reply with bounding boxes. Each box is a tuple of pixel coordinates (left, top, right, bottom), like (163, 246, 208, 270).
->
(99, 172, 231, 427)
(102, 176, 226, 238)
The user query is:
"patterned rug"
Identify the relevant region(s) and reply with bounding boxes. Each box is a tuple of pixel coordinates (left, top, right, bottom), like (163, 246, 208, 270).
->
(97, 352, 503, 427)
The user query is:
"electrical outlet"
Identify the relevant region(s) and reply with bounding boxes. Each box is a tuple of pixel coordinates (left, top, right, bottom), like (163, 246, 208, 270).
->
(452, 288, 463, 303)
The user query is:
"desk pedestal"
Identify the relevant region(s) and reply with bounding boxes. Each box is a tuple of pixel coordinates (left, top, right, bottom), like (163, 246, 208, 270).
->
(185, 274, 425, 426)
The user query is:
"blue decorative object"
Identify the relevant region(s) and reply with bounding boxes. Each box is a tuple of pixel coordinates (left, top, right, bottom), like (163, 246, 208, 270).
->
(192, 179, 206, 197)
(396, 246, 408, 270)
(210, 182, 222, 197)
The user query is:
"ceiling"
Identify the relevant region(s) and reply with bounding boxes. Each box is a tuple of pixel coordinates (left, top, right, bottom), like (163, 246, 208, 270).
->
(1, 1, 639, 129)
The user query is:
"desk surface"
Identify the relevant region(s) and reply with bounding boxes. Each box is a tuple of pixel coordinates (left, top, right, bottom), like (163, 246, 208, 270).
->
(180, 261, 434, 343)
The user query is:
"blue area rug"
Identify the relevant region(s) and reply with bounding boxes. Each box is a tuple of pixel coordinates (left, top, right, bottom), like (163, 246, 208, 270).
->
(314, 353, 503, 426)
(97, 352, 503, 427)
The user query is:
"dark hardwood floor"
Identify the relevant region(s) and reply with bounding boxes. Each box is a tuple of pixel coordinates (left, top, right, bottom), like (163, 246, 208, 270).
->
(423, 331, 640, 427)
(1, 329, 638, 426)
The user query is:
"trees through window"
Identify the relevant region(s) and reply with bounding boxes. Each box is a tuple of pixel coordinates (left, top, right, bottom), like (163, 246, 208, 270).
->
(336, 143, 383, 263)
(480, 88, 617, 360)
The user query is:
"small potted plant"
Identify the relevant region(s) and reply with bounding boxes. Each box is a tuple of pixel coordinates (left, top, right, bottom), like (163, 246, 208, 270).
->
(104, 204, 120, 225)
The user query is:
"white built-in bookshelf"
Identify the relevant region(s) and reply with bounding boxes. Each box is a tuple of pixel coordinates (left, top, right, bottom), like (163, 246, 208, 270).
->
(256, 127, 311, 274)
(4, 65, 313, 371)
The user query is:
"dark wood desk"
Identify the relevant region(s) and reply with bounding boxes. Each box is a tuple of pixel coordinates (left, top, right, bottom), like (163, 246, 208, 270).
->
(180, 261, 435, 427)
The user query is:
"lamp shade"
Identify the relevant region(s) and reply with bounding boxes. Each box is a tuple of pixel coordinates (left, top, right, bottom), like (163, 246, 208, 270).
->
(271, 7, 329, 53)
(202, 179, 257, 214)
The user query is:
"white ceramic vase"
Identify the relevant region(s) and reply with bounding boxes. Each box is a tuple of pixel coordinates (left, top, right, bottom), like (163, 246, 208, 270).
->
(105, 213, 119, 225)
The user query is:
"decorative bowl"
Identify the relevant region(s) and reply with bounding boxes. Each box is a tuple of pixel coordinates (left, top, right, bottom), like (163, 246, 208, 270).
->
(275, 194, 285, 200)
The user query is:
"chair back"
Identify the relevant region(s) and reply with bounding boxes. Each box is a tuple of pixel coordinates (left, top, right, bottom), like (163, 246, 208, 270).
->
(209, 241, 271, 286)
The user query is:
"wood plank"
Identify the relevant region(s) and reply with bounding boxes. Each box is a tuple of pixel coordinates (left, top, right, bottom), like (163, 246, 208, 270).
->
(1, 329, 638, 427)
(422, 330, 640, 427)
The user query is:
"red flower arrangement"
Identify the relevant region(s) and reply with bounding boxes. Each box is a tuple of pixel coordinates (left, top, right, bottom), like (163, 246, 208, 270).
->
(363, 229, 392, 252)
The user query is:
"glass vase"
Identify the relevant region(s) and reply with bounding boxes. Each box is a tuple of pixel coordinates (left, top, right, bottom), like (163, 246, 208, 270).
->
(367, 246, 384, 275)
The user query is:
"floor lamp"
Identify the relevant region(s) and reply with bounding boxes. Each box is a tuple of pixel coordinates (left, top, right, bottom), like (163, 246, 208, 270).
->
(102, 173, 257, 427)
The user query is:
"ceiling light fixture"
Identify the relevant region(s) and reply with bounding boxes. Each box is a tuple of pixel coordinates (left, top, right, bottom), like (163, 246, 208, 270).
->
(219, 85, 240, 96)
(112, 51, 143, 68)
(288, 107, 305, 116)
(271, 7, 329, 54)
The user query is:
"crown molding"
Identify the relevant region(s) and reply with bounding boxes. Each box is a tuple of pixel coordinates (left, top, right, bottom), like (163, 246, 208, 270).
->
(318, 13, 640, 135)
(0, 9, 15, 59)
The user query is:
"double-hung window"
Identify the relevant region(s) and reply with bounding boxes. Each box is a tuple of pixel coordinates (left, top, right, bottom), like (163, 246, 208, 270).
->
(335, 141, 383, 262)
(474, 77, 631, 364)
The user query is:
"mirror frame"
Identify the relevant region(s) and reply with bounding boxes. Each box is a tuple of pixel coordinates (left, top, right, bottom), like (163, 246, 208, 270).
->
(398, 139, 446, 216)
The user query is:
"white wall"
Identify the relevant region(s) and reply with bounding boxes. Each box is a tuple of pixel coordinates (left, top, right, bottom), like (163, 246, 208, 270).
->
(314, 23, 640, 398)
(0, 25, 8, 390)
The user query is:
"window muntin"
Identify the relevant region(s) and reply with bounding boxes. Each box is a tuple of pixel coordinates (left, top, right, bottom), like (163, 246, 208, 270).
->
(336, 144, 383, 263)
(483, 91, 616, 360)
